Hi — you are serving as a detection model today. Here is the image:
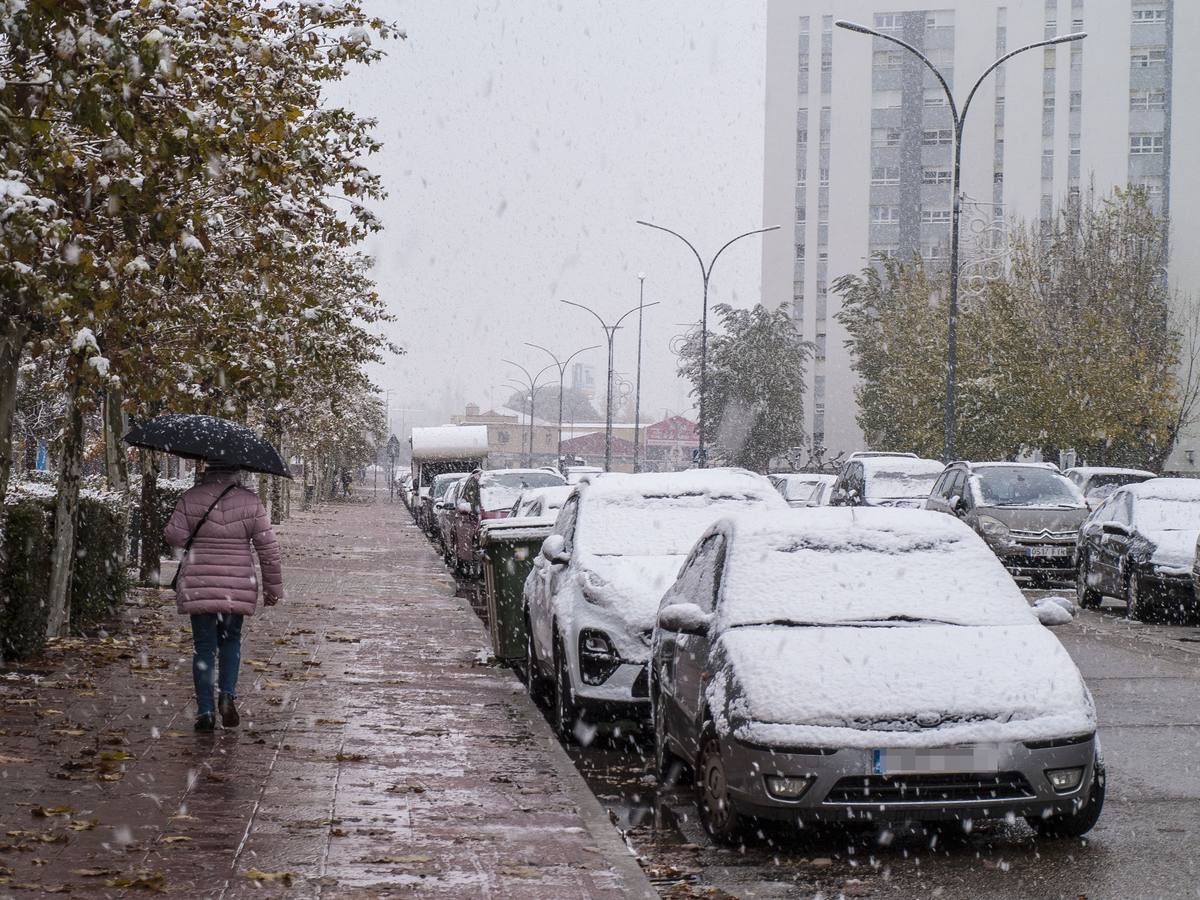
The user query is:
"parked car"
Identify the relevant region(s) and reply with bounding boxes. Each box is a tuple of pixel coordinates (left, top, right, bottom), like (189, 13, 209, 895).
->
(926, 462, 1088, 583)
(435, 476, 467, 562)
(769, 473, 837, 508)
(1065, 466, 1156, 509)
(420, 472, 469, 533)
(1076, 478, 1200, 622)
(510, 485, 573, 519)
(651, 507, 1102, 842)
(564, 465, 603, 484)
(846, 451, 918, 460)
(452, 469, 567, 575)
(829, 456, 943, 508)
(523, 469, 787, 738)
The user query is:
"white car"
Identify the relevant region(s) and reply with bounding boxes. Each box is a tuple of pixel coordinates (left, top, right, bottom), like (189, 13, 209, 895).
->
(1065, 466, 1156, 509)
(652, 508, 1103, 841)
(769, 473, 837, 507)
(523, 468, 787, 740)
(509, 485, 573, 519)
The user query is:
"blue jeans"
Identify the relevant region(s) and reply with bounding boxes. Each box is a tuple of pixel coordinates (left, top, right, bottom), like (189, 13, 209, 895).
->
(191, 613, 244, 717)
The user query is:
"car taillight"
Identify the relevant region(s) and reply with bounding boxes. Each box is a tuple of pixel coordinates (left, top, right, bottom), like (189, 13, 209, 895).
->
(481, 509, 508, 520)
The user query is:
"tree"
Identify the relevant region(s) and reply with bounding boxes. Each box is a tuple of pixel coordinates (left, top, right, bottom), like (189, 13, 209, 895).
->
(676, 303, 810, 472)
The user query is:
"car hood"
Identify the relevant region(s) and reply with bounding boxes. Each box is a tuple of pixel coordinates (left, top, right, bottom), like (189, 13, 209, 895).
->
(712, 623, 1094, 749)
(1144, 529, 1200, 573)
(975, 505, 1088, 532)
(578, 553, 686, 634)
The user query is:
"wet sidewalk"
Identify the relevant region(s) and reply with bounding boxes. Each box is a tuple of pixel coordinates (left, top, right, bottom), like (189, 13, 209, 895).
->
(0, 497, 655, 898)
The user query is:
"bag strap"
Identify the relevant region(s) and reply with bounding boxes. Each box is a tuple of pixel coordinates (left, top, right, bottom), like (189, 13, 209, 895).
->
(172, 483, 238, 591)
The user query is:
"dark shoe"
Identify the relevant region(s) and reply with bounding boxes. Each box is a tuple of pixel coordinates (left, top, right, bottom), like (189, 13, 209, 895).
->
(218, 693, 240, 728)
(194, 714, 216, 733)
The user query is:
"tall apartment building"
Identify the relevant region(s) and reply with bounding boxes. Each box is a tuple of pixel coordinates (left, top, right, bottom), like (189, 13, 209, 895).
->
(762, 0, 1199, 469)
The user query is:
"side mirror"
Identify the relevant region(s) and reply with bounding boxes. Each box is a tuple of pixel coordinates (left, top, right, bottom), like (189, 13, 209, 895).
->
(456, 500, 472, 515)
(540, 534, 570, 565)
(657, 603, 713, 636)
(1033, 596, 1076, 626)
(1101, 522, 1130, 537)
(949, 495, 965, 514)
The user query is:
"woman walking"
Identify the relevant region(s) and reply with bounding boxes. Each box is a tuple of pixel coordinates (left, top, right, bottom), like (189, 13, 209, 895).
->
(164, 462, 284, 732)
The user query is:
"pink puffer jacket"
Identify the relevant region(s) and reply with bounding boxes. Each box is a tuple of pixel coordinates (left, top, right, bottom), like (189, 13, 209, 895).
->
(163, 471, 284, 616)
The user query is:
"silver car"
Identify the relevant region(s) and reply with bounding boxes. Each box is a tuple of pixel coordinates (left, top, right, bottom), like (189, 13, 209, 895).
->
(927, 462, 1088, 583)
(651, 508, 1103, 843)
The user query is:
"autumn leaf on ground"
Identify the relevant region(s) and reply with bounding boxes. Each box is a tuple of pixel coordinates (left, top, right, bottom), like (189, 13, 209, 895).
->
(334, 752, 367, 762)
(159, 835, 192, 844)
(315, 719, 346, 725)
(106, 871, 167, 892)
(0, 755, 30, 764)
(73, 867, 120, 877)
(244, 869, 294, 885)
(31, 805, 73, 818)
(67, 819, 100, 831)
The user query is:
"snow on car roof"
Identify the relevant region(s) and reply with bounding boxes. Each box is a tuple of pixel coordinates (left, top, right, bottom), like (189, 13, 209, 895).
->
(715, 508, 1034, 629)
(858, 456, 944, 476)
(583, 467, 780, 503)
(967, 461, 1059, 470)
(1124, 477, 1200, 501)
(1067, 466, 1156, 478)
(516, 484, 572, 505)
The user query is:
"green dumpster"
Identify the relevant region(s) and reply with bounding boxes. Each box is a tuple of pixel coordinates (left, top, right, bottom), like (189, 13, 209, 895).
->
(479, 517, 556, 661)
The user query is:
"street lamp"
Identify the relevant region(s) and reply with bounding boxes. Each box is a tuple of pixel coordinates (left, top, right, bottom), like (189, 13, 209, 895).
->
(525, 341, 599, 468)
(835, 19, 1085, 462)
(636, 221, 779, 467)
(503, 359, 556, 466)
(633, 274, 647, 472)
(560, 297, 660, 472)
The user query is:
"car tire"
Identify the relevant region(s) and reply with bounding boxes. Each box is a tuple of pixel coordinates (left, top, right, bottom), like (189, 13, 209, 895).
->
(553, 635, 580, 743)
(525, 614, 550, 707)
(1076, 553, 1102, 609)
(651, 675, 692, 787)
(1027, 755, 1105, 839)
(1125, 571, 1156, 623)
(697, 722, 744, 845)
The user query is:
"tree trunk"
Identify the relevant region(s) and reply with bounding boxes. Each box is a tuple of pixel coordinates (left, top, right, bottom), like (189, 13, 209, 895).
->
(0, 320, 27, 502)
(102, 385, 131, 570)
(46, 376, 85, 637)
(269, 430, 283, 524)
(138, 449, 161, 585)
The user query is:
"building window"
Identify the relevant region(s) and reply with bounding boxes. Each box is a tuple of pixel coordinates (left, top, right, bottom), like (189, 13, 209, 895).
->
(922, 168, 952, 184)
(1130, 133, 1164, 154)
(922, 129, 954, 145)
(1130, 89, 1166, 110)
(923, 245, 948, 260)
(873, 50, 904, 69)
(1131, 49, 1167, 68)
(924, 90, 947, 107)
(497, 431, 511, 444)
(1043, 94, 1055, 110)
(815, 333, 827, 360)
(874, 89, 903, 109)
(870, 205, 900, 224)
(871, 166, 901, 185)
(874, 13, 903, 29)
(821, 52, 833, 73)
(1136, 177, 1164, 195)
(819, 127, 831, 146)
(1070, 91, 1082, 110)
(797, 128, 808, 145)
(926, 11, 952, 28)
(872, 127, 902, 147)
(921, 209, 952, 224)
(819, 167, 830, 185)
(799, 16, 810, 33)
(1133, 7, 1167, 23)
(796, 206, 807, 222)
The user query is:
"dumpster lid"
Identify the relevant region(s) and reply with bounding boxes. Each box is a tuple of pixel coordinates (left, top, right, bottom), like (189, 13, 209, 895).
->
(480, 515, 557, 544)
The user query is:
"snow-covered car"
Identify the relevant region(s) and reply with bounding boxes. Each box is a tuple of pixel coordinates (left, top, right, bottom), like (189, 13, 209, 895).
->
(768, 473, 837, 508)
(509, 485, 573, 519)
(450, 469, 567, 575)
(829, 456, 943, 508)
(523, 468, 787, 739)
(651, 508, 1103, 842)
(563, 465, 603, 484)
(927, 462, 1088, 583)
(434, 476, 467, 562)
(1076, 478, 1200, 622)
(420, 472, 469, 533)
(1065, 466, 1156, 509)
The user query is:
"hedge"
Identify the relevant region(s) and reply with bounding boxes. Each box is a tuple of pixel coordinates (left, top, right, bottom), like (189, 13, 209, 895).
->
(1, 487, 131, 661)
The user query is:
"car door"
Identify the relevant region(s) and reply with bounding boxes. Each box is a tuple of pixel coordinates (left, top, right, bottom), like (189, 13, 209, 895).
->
(1096, 491, 1133, 594)
(528, 493, 579, 667)
(1077, 494, 1112, 580)
(668, 534, 725, 759)
(926, 471, 953, 513)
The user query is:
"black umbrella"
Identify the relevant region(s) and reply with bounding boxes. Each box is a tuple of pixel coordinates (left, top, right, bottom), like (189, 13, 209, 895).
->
(123, 414, 292, 478)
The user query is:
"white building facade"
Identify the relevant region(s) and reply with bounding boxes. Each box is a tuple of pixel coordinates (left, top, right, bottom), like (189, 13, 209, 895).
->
(762, 0, 1199, 469)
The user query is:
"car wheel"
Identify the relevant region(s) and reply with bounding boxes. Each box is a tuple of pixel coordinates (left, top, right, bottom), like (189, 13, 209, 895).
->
(525, 614, 550, 706)
(697, 722, 744, 845)
(651, 675, 692, 787)
(1126, 571, 1156, 623)
(1076, 553, 1102, 608)
(553, 635, 580, 742)
(1027, 755, 1105, 838)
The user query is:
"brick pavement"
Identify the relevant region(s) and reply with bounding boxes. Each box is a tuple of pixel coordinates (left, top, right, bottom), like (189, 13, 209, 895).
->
(0, 496, 655, 898)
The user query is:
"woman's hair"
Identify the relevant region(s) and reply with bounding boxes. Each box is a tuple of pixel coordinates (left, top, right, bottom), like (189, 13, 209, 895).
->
(205, 460, 243, 474)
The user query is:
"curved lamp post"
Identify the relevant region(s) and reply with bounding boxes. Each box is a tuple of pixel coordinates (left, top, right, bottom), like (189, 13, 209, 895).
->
(835, 19, 1085, 462)
(525, 341, 599, 469)
(560, 298, 660, 471)
(502, 360, 555, 466)
(636, 221, 779, 467)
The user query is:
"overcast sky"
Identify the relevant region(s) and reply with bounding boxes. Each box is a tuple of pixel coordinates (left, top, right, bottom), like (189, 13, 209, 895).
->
(329, 1, 770, 433)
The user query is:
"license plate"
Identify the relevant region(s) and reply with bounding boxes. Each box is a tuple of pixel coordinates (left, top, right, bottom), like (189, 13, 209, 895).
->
(1025, 545, 1071, 558)
(871, 745, 1002, 775)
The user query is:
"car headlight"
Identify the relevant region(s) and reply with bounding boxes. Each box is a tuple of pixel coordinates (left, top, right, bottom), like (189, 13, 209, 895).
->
(764, 774, 815, 800)
(578, 628, 621, 685)
(977, 515, 1010, 542)
(1045, 766, 1084, 793)
(580, 570, 609, 605)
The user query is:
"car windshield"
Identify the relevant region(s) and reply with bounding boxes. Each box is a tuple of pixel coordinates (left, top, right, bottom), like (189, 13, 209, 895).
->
(719, 517, 1034, 629)
(1135, 498, 1199, 531)
(867, 470, 940, 499)
(974, 467, 1083, 508)
(581, 492, 778, 557)
(1085, 473, 1151, 499)
(432, 474, 466, 499)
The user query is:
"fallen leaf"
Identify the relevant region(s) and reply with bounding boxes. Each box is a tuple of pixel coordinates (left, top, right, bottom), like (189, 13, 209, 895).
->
(0, 755, 29, 764)
(315, 719, 346, 725)
(31, 806, 73, 818)
(243, 869, 293, 885)
(67, 819, 99, 831)
(159, 835, 191, 844)
(52, 729, 87, 736)
(106, 871, 167, 892)
(97, 750, 134, 762)
(335, 752, 367, 762)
